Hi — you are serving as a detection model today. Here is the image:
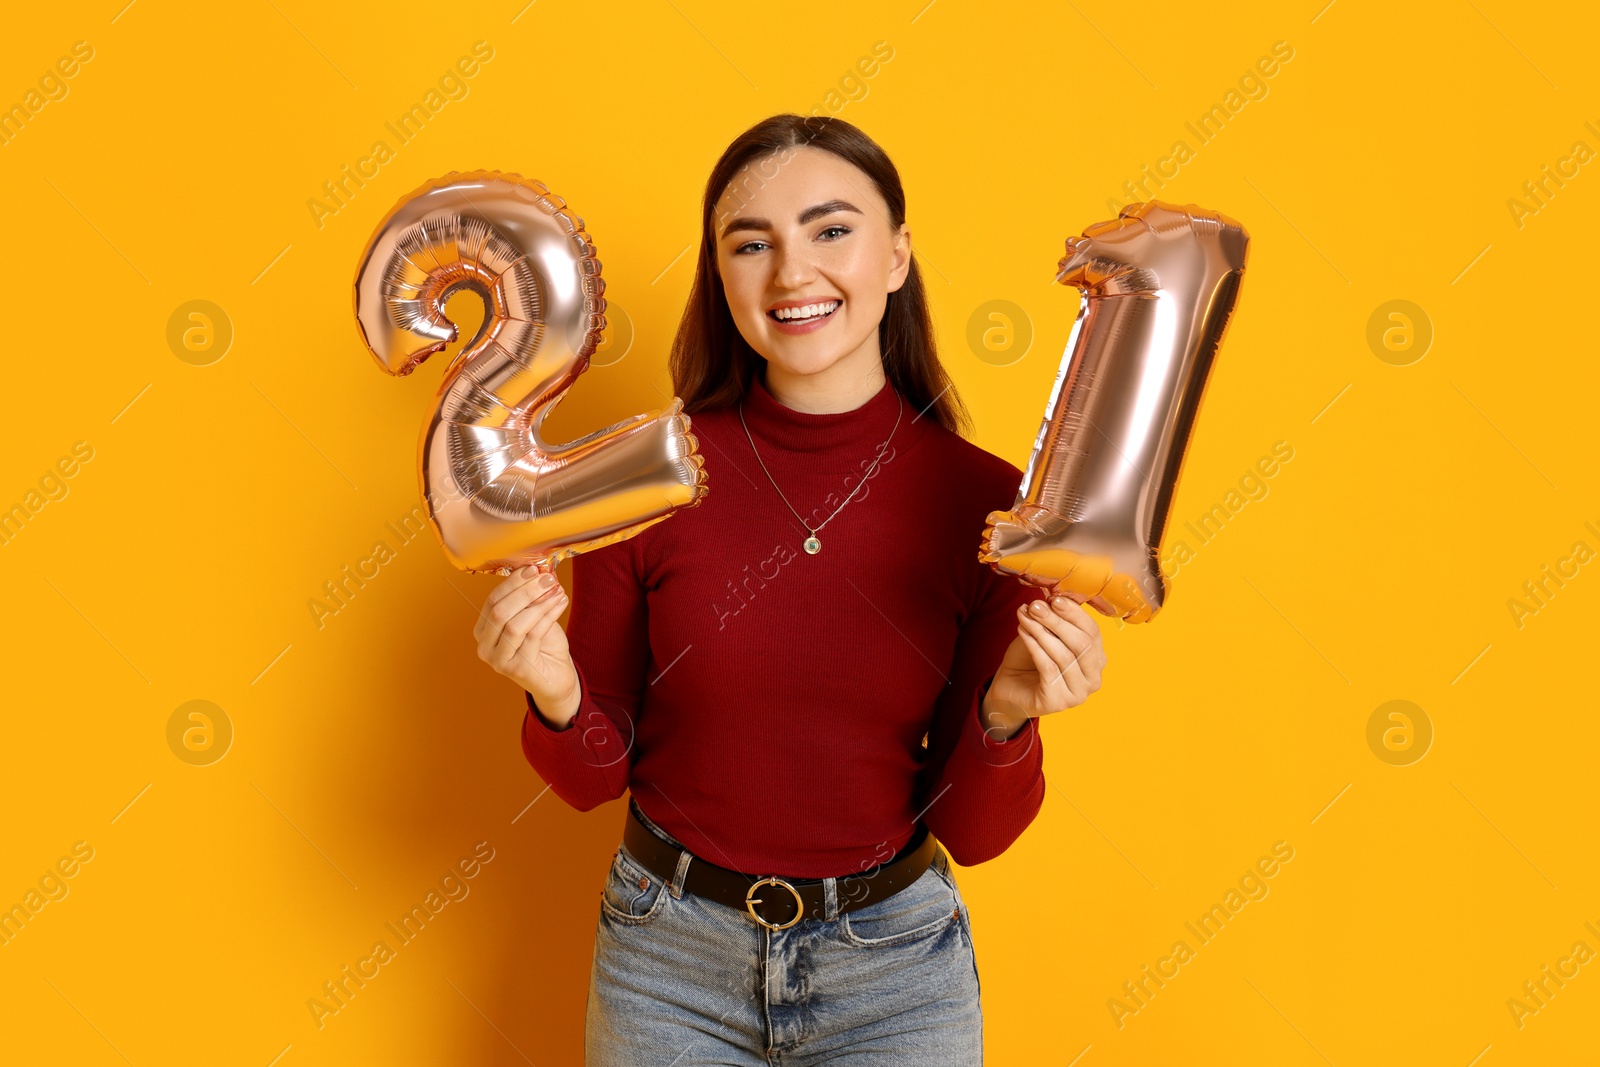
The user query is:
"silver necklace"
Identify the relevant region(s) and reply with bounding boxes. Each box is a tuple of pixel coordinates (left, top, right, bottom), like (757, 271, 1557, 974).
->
(739, 385, 904, 555)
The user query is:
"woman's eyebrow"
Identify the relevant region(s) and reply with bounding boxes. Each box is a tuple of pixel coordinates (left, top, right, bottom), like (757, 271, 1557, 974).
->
(720, 199, 863, 239)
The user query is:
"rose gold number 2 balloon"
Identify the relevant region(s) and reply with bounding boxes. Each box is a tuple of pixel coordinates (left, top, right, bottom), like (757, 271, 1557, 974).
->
(980, 200, 1249, 622)
(354, 170, 709, 575)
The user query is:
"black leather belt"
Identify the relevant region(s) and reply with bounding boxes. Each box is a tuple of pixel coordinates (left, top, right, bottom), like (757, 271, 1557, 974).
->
(621, 798, 940, 930)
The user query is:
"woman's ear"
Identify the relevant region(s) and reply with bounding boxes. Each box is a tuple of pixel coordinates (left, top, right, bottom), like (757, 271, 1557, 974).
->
(888, 223, 912, 293)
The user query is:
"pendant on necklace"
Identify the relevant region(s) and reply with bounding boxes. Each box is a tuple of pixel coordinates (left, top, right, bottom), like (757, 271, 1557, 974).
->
(803, 535, 821, 555)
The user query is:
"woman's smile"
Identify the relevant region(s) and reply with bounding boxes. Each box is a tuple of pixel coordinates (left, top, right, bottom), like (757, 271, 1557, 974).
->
(767, 297, 843, 335)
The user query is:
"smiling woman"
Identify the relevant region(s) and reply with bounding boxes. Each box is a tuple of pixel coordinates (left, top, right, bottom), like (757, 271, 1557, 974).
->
(672, 123, 966, 432)
(480, 112, 1109, 1066)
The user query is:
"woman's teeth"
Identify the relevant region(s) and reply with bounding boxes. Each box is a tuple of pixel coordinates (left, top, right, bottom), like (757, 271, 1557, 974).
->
(770, 300, 840, 323)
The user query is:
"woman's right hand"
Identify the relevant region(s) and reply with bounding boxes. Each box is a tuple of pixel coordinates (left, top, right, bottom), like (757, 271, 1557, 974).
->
(474, 564, 581, 728)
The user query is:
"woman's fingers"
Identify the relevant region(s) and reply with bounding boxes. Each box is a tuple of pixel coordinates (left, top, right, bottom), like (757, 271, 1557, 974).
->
(473, 566, 563, 643)
(1036, 596, 1106, 691)
(485, 564, 545, 609)
(1017, 626, 1082, 702)
(1017, 622, 1088, 710)
(1017, 613, 1089, 705)
(487, 586, 567, 668)
(1063, 598, 1107, 689)
(1015, 625, 1057, 682)
(477, 569, 562, 655)
(1012, 591, 1108, 715)
(476, 567, 561, 644)
(1020, 600, 1094, 660)
(1048, 594, 1101, 642)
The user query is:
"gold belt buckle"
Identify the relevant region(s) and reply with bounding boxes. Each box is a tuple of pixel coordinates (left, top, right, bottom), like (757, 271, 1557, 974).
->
(745, 876, 805, 930)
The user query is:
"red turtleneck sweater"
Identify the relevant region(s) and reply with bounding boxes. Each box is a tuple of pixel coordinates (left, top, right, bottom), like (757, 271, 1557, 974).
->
(519, 370, 1049, 876)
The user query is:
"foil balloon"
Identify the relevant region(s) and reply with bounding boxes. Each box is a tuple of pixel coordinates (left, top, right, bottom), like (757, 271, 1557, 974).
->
(980, 200, 1249, 622)
(353, 170, 709, 575)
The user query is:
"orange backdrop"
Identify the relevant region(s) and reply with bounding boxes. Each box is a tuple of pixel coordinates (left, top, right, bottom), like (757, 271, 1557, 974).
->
(2, 1, 1596, 1064)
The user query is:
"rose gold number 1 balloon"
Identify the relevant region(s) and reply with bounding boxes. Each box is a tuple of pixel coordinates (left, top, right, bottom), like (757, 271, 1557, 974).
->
(980, 200, 1249, 622)
(354, 170, 708, 574)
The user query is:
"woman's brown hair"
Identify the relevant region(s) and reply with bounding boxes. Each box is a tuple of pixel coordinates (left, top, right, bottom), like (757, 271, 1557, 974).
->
(666, 113, 972, 438)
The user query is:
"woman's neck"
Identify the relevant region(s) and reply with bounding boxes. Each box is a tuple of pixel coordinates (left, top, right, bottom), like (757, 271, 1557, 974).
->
(741, 361, 905, 461)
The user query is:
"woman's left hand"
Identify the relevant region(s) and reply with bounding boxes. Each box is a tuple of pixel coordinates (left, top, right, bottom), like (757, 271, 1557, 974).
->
(982, 593, 1107, 738)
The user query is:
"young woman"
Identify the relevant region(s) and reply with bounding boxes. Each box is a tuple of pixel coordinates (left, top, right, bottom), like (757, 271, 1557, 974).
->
(476, 113, 1107, 1065)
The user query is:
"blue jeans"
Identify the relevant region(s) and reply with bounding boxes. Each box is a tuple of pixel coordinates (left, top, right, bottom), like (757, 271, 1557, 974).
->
(584, 802, 985, 1065)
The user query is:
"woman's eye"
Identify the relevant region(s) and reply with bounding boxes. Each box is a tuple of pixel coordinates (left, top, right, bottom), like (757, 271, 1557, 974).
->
(734, 227, 848, 255)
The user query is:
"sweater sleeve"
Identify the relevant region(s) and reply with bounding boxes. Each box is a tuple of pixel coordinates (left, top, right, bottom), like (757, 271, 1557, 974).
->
(916, 564, 1049, 866)
(518, 535, 649, 812)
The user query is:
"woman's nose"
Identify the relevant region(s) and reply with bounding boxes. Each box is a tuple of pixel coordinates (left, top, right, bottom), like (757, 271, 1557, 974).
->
(772, 244, 818, 288)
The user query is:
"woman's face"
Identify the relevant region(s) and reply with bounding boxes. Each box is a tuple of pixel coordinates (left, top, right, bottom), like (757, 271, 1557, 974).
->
(713, 146, 910, 380)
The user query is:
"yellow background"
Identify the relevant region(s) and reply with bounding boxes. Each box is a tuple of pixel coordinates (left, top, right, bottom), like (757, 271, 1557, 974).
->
(2, 1, 1596, 1063)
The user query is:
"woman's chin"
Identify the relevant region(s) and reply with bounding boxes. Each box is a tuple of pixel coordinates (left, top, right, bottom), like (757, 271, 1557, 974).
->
(756, 335, 878, 379)
(761, 352, 852, 380)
